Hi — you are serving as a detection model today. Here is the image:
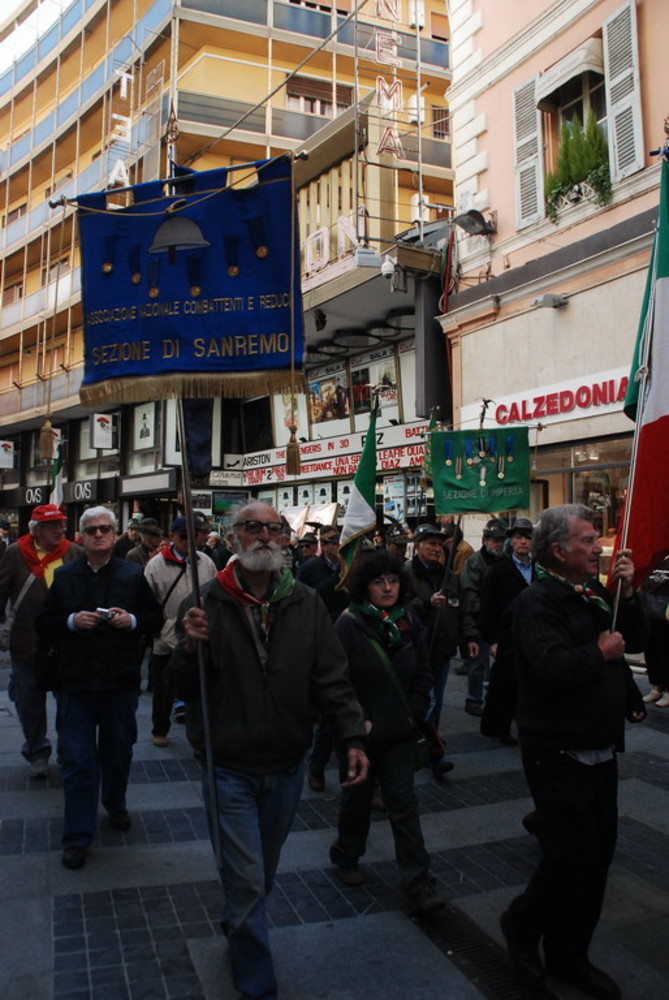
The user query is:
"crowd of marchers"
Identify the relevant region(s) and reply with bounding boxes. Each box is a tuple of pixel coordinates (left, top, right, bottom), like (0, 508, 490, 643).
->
(0, 497, 661, 1000)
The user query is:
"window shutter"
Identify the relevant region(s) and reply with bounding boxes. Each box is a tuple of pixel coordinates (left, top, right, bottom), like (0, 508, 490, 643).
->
(603, 0, 644, 182)
(513, 78, 544, 228)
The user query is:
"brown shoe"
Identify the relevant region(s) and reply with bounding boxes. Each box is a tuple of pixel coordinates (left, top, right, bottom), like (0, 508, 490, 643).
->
(307, 772, 325, 792)
(152, 736, 169, 747)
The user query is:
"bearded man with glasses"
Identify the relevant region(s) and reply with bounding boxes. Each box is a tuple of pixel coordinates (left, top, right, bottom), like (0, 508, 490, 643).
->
(36, 506, 162, 870)
(171, 501, 369, 1000)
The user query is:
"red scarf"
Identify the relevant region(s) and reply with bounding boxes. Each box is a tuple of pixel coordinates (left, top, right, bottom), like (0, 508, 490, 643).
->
(18, 533, 71, 581)
(160, 543, 186, 565)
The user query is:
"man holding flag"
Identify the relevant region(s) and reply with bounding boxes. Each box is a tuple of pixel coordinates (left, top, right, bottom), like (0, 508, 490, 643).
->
(172, 502, 369, 1000)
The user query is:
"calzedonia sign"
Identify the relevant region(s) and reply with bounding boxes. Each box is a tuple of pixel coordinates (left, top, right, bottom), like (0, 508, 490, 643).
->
(460, 369, 629, 429)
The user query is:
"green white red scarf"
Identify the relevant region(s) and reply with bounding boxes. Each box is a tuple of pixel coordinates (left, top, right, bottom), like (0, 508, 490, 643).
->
(535, 564, 611, 618)
(216, 560, 294, 636)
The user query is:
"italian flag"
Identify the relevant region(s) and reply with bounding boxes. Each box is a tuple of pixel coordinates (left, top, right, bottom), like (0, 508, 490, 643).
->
(622, 157, 669, 585)
(338, 397, 379, 581)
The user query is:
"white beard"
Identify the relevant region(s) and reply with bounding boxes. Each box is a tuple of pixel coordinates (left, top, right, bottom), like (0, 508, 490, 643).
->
(238, 540, 284, 573)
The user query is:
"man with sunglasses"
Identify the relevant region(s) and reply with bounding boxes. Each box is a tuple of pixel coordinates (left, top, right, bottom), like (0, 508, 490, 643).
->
(36, 506, 162, 870)
(0, 503, 82, 778)
(144, 515, 216, 747)
(171, 501, 369, 1000)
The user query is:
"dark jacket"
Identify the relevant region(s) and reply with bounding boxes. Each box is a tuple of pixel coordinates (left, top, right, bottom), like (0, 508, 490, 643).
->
(35, 555, 162, 692)
(512, 575, 646, 752)
(479, 554, 534, 645)
(296, 553, 348, 620)
(405, 555, 461, 662)
(334, 608, 432, 745)
(0, 537, 83, 660)
(169, 576, 366, 773)
(460, 545, 503, 641)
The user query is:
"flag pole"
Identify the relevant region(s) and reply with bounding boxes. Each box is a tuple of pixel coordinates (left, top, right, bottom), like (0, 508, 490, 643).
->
(176, 398, 222, 869)
(610, 220, 659, 629)
(167, 108, 222, 868)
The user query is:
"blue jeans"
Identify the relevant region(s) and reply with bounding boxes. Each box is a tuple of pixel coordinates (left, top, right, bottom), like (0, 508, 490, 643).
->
(58, 691, 138, 847)
(9, 656, 51, 762)
(467, 641, 490, 706)
(204, 762, 304, 1000)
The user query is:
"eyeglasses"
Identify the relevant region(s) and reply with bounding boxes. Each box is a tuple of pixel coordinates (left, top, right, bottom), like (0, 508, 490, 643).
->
(83, 524, 114, 536)
(176, 532, 188, 540)
(234, 519, 283, 536)
(370, 575, 400, 587)
(321, 537, 339, 545)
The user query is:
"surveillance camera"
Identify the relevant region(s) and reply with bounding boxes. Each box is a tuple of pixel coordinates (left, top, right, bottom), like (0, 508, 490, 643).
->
(380, 258, 395, 280)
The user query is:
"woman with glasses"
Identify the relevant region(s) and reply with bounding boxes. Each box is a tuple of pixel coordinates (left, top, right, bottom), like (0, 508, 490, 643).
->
(329, 551, 446, 915)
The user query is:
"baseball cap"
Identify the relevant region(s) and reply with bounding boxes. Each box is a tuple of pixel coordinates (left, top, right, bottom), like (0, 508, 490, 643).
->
(170, 516, 188, 532)
(299, 532, 318, 545)
(31, 504, 66, 522)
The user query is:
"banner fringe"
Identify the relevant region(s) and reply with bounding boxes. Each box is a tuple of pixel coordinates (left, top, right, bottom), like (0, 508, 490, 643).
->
(80, 372, 306, 407)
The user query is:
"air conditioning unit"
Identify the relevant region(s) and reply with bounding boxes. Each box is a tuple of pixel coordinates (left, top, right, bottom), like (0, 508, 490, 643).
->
(408, 94, 425, 125)
(411, 194, 430, 223)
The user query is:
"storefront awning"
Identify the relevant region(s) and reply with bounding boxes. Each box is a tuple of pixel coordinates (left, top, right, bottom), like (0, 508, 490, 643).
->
(536, 37, 604, 112)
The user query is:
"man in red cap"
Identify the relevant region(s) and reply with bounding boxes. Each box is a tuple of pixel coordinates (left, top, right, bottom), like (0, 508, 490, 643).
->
(0, 504, 82, 777)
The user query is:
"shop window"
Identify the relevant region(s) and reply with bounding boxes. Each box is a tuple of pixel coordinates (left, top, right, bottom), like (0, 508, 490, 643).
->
(242, 396, 273, 453)
(432, 106, 449, 140)
(285, 76, 352, 118)
(221, 398, 243, 455)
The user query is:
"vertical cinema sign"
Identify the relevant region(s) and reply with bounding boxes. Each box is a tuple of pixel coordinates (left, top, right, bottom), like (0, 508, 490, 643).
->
(375, 0, 406, 158)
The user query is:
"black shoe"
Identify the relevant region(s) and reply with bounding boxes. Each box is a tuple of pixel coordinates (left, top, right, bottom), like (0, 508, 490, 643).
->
(547, 960, 621, 1000)
(409, 880, 446, 916)
(336, 866, 364, 887)
(109, 811, 131, 832)
(431, 760, 454, 779)
(465, 701, 484, 718)
(62, 846, 87, 870)
(522, 810, 539, 836)
(498, 734, 518, 746)
(499, 910, 545, 988)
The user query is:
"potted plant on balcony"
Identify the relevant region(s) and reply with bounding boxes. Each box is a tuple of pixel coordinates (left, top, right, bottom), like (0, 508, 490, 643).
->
(544, 110, 612, 223)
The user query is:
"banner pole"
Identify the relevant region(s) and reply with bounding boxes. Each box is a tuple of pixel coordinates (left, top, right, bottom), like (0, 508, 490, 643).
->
(176, 394, 223, 869)
(610, 228, 658, 631)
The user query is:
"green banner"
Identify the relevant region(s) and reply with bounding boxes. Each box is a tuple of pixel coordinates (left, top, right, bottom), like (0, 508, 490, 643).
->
(431, 428, 530, 514)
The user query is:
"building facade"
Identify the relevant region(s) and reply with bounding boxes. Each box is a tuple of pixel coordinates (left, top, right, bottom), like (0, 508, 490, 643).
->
(443, 0, 664, 552)
(0, 0, 453, 534)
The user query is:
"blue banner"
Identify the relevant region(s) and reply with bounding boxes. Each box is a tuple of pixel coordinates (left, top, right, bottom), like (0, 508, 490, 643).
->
(77, 157, 303, 404)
